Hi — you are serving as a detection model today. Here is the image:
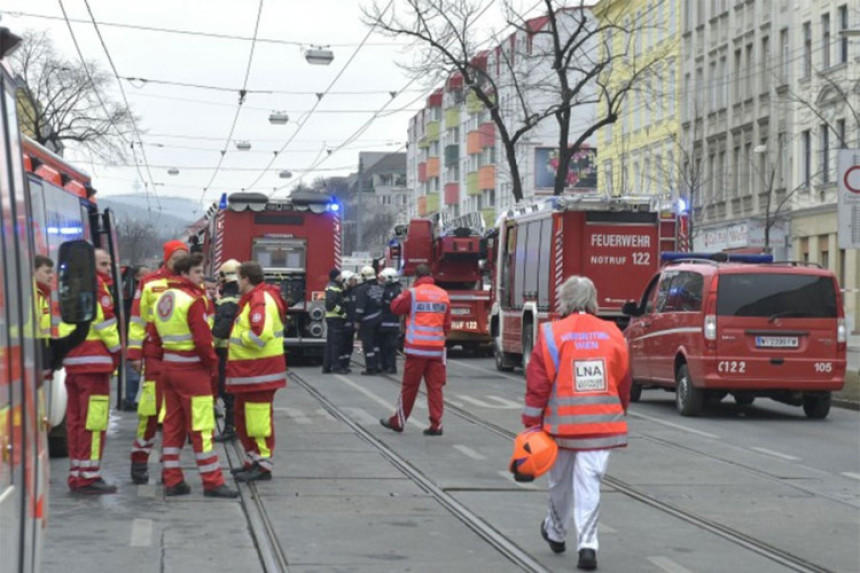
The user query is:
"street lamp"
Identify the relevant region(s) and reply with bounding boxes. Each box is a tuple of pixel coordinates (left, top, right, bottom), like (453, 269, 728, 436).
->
(167, 167, 179, 175)
(269, 111, 289, 125)
(279, 169, 293, 179)
(235, 140, 252, 151)
(305, 46, 334, 65)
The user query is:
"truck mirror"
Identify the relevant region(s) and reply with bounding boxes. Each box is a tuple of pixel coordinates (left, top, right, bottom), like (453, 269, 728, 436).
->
(621, 301, 639, 317)
(56, 240, 97, 324)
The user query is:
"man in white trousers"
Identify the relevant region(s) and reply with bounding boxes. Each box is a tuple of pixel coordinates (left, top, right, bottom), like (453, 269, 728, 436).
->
(522, 276, 631, 571)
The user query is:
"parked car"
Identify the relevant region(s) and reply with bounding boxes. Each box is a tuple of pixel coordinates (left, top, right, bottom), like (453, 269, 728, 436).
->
(622, 253, 846, 419)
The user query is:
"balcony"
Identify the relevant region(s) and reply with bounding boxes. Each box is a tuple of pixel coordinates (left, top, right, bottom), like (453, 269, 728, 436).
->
(425, 192, 440, 214)
(444, 144, 459, 167)
(418, 162, 427, 183)
(426, 157, 440, 178)
(418, 136, 429, 149)
(478, 165, 495, 190)
(426, 121, 440, 142)
(445, 107, 460, 129)
(466, 171, 479, 196)
(444, 183, 460, 205)
(466, 131, 482, 155)
(417, 195, 427, 216)
(479, 122, 495, 147)
(481, 207, 496, 228)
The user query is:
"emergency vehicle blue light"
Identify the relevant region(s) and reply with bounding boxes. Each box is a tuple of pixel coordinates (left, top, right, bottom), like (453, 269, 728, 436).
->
(329, 202, 340, 212)
(677, 198, 688, 213)
(219, 192, 228, 210)
(661, 252, 774, 264)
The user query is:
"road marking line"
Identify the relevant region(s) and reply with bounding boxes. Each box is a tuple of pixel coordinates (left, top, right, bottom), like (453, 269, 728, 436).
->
(647, 556, 694, 573)
(448, 359, 523, 382)
(840, 472, 860, 481)
(334, 374, 423, 429)
(137, 485, 155, 497)
(130, 518, 153, 547)
(455, 394, 521, 409)
(750, 447, 800, 461)
(274, 407, 312, 424)
(497, 470, 539, 489)
(599, 522, 617, 534)
(453, 444, 486, 460)
(341, 407, 378, 426)
(628, 411, 720, 439)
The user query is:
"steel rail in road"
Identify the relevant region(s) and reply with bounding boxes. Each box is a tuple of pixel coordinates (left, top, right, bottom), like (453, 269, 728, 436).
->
(360, 358, 833, 573)
(289, 369, 553, 573)
(222, 422, 290, 572)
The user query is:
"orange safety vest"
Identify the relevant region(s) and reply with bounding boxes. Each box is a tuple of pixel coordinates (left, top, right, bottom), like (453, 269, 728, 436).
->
(537, 313, 628, 450)
(403, 284, 449, 359)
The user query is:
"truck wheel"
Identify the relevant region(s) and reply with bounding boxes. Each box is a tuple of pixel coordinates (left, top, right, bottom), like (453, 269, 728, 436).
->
(675, 364, 703, 417)
(493, 338, 514, 372)
(522, 328, 533, 372)
(802, 392, 831, 419)
(630, 382, 643, 403)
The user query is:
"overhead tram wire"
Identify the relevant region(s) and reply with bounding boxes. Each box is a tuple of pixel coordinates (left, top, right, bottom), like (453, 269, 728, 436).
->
(199, 0, 265, 200)
(78, 0, 163, 210)
(120, 76, 422, 96)
(241, 0, 397, 193)
(56, 0, 160, 211)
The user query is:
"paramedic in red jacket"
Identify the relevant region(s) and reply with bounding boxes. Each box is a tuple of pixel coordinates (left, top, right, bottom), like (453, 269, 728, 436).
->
(522, 275, 631, 572)
(379, 263, 451, 436)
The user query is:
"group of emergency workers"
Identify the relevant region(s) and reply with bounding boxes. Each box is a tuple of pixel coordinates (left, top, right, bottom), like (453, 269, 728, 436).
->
(323, 265, 402, 376)
(37, 232, 631, 569)
(36, 239, 289, 498)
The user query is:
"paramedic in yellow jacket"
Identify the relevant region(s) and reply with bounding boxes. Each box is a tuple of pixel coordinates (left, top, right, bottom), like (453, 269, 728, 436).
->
(226, 261, 288, 483)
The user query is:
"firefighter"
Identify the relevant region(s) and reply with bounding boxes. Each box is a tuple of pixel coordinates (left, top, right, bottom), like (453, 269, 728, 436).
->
(377, 268, 402, 375)
(149, 253, 238, 498)
(379, 263, 450, 435)
(355, 265, 384, 375)
(322, 268, 347, 374)
(522, 276, 630, 572)
(60, 249, 121, 494)
(227, 261, 288, 482)
(212, 259, 241, 442)
(339, 271, 359, 372)
(122, 265, 149, 411)
(127, 239, 189, 485)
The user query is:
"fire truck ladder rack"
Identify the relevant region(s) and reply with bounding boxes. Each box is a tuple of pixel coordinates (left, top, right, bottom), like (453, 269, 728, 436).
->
(502, 194, 668, 219)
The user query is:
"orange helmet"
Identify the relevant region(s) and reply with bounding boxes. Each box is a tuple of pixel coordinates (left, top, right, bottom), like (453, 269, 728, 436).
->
(509, 427, 558, 482)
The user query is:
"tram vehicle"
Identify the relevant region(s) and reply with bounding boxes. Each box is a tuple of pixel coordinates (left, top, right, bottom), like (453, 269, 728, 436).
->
(1, 26, 99, 572)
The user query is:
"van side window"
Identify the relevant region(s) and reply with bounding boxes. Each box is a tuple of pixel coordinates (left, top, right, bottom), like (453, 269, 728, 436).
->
(640, 276, 660, 314)
(663, 271, 704, 312)
(653, 271, 677, 313)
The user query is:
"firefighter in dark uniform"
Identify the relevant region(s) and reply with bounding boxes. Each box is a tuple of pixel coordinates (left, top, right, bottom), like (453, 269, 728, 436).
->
(323, 268, 347, 374)
(213, 259, 241, 442)
(340, 271, 358, 373)
(355, 265, 384, 375)
(378, 268, 402, 374)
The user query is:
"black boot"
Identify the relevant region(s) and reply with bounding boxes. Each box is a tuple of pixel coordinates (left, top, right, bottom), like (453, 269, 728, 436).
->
(131, 462, 149, 485)
(541, 521, 566, 554)
(577, 548, 597, 570)
(204, 484, 240, 498)
(75, 478, 118, 495)
(234, 464, 272, 482)
(164, 481, 191, 497)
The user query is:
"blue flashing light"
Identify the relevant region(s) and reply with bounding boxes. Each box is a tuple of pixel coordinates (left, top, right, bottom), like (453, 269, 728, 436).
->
(677, 198, 688, 213)
(328, 202, 340, 213)
(661, 252, 774, 264)
(218, 192, 228, 210)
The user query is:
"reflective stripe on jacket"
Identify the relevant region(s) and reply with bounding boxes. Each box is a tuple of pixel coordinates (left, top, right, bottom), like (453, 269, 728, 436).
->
(61, 274, 121, 374)
(403, 283, 449, 359)
(325, 281, 345, 319)
(226, 284, 287, 393)
(127, 268, 173, 360)
(531, 313, 629, 451)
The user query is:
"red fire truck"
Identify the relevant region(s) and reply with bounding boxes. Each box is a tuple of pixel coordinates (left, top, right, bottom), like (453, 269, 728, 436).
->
(2, 27, 101, 571)
(489, 195, 681, 371)
(196, 191, 341, 357)
(389, 212, 492, 353)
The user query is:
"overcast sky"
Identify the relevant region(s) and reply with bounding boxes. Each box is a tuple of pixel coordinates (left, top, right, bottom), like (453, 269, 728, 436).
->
(2, 0, 542, 219)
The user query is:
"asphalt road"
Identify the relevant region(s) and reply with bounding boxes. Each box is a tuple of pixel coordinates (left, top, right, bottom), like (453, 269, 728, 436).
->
(42, 353, 860, 572)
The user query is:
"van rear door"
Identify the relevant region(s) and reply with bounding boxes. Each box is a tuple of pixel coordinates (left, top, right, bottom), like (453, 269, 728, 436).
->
(715, 271, 841, 383)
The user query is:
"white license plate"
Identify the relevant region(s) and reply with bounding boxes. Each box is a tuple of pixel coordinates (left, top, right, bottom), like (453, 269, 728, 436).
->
(451, 307, 471, 316)
(755, 336, 799, 348)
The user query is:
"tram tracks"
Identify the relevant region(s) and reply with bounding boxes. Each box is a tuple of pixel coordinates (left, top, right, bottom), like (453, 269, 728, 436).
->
(354, 358, 834, 573)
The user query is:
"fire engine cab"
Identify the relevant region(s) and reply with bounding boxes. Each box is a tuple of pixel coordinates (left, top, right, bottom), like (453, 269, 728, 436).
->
(489, 195, 682, 372)
(388, 211, 492, 353)
(197, 191, 341, 357)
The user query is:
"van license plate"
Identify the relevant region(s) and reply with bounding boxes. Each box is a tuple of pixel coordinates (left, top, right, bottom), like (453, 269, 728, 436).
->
(755, 336, 799, 348)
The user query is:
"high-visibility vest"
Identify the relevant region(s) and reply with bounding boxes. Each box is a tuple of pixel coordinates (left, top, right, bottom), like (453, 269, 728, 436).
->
(226, 288, 286, 393)
(403, 284, 449, 359)
(213, 294, 239, 349)
(325, 282, 345, 319)
(534, 313, 629, 451)
(127, 270, 171, 359)
(61, 276, 121, 374)
(36, 287, 52, 339)
(153, 288, 207, 365)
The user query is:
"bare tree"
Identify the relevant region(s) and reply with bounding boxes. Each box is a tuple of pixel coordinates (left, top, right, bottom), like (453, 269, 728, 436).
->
(10, 31, 134, 160)
(115, 218, 171, 265)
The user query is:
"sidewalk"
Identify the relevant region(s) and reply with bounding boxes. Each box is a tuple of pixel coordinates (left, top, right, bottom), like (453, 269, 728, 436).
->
(837, 334, 860, 407)
(42, 407, 260, 573)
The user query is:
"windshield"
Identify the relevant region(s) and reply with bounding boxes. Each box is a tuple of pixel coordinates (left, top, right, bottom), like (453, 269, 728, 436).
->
(717, 273, 837, 318)
(252, 239, 306, 271)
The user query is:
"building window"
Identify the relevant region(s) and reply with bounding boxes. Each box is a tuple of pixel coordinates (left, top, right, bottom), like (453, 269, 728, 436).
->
(709, 61, 717, 111)
(821, 124, 830, 183)
(780, 28, 789, 83)
(802, 130, 811, 186)
(760, 36, 769, 94)
(604, 161, 613, 195)
(839, 5, 849, 64)
(719, 56, 727, 108)
(745, 44, 753, 99)
(822, 13, 831, 69)
(837, 118, 846, 148)
(733, 146, 741, 197)
(734, 49, 742, 102)
(744, 142, 752, 196)
(803, 22, 812, 77)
